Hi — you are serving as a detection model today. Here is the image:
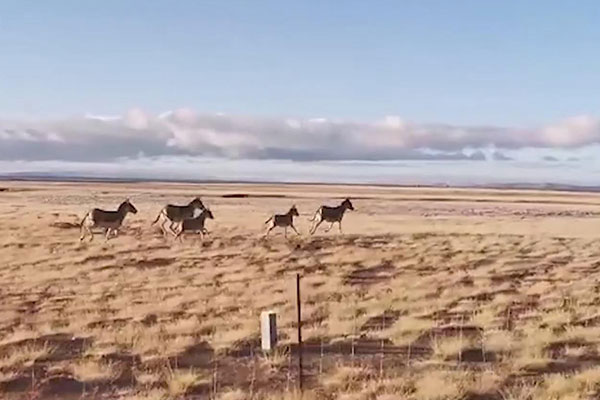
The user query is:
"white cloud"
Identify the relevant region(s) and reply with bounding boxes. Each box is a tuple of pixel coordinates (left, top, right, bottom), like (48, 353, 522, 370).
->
(1, 109, 600, 162)
(541, 115, 599, 147)
(124, 107, 150, 130)
(379, 115, 405, 129)
(84, 112, 121, 122)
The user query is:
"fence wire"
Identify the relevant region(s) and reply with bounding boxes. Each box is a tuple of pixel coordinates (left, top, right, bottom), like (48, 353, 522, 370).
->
(0, 271, 501, 397)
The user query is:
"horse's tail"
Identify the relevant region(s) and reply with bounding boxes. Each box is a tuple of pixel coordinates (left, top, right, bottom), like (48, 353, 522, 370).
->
(151, 208, 164, 225)
(79, 211, 89, 228)
(308, 207, 322, 222)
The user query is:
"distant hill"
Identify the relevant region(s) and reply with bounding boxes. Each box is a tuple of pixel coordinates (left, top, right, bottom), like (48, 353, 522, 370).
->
(1, 171, 599, 193)
(476, 182, 600, 193)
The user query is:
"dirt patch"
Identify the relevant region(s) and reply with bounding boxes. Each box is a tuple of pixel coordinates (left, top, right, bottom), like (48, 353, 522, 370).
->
(0, 374, 30, 392)
(175, 341, 214, 368)
(360, 309, 403, 333)
(462, 347, 497, 362)
(39, 376, 86, 398)
(50, 222, 80, 230)
(87, 317, 130, 329)
(78, 253, 116, 264)
(129, 257, 173, 269)
(0, 333, 92, 362)
(222, 193, 288, 199)
(343, 260, 396, 286)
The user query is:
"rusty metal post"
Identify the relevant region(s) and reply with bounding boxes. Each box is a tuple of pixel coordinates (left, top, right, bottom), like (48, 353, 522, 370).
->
(296, 273, 304, 391)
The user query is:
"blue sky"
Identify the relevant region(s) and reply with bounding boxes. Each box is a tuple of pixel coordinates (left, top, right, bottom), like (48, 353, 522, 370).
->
(2, 0, 600, 124)
(1, 1, 599, 184)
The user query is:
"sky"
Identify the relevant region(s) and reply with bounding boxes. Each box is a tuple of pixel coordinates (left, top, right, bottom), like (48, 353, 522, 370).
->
(1, 1, 600, 184)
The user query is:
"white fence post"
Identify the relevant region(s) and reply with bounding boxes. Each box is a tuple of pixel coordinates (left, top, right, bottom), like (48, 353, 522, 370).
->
(261, 310, 277, 351)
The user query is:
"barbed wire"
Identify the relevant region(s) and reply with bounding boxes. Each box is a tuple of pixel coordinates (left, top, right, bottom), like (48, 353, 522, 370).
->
(0, 328, 423, 356)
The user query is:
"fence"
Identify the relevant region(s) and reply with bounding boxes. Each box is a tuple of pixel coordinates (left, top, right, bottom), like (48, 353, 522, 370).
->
(0, 270, 507, 399)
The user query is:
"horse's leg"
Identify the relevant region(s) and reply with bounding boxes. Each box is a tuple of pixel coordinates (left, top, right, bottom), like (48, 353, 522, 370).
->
(291, 224, 300, 235)
(310, 219, 323, 235)
(265, 225, 275, 237)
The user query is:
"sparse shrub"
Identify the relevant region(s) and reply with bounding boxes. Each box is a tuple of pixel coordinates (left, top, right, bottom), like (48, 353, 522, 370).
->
(165, 367, 209, 397)
(71, 359, 121, 383)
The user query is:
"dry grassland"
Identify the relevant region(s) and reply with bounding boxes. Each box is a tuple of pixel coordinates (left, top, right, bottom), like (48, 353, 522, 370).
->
(2, 181, 600, 399)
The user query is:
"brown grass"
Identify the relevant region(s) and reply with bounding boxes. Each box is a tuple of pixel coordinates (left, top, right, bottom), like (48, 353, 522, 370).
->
(3, 182, 600, 399)
(71, 359, 120, 383)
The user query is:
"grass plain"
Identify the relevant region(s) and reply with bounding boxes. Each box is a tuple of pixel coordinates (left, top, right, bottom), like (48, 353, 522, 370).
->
(2, 181, 600, 399)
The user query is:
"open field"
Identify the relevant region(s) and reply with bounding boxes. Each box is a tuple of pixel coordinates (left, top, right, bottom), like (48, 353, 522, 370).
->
(3, 181, 600, 399)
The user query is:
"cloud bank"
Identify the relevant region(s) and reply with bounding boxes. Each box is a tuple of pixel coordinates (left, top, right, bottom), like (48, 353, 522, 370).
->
(2, 109, 600, 162)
